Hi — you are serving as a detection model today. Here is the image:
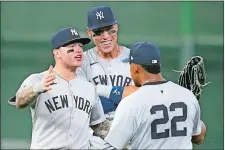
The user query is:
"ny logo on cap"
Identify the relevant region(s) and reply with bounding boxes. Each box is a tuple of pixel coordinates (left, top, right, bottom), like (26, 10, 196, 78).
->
(96, 11, 104, 20)
(70, 29, 78, 36)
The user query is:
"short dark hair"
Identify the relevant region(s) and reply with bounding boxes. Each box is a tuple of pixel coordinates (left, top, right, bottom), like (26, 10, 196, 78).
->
(140, 64, 161, 74)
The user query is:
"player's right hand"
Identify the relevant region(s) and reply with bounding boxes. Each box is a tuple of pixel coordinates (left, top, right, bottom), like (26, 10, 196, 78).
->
(33, 65, 56, 93)
(42, 65, 56, 91)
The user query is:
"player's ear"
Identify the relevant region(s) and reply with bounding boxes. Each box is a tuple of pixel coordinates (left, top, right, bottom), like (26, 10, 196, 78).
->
(131, 63, 138, 73)
(53, 48, 60, 58)
(136, 64, 143, 75)
(87, 28, 92, 38)
(114, 24, 118, 31)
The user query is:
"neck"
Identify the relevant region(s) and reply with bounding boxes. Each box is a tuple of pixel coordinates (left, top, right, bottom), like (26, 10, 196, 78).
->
(141, 73, 165, 85)
(96, 44, 121, 60)
(53, 63, 76, 81)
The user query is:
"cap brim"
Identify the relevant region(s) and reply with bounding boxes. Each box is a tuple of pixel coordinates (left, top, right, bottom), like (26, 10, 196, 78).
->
(89, 20, 117, 31)
(122, 57, 131, 63)
(65, 37, 91, 46)
(8, 96, 16, 106)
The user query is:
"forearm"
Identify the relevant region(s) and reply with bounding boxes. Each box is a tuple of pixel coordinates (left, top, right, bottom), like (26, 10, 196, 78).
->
(16, 84, 42, 109)
(192, 121, 206, 145)
(90, 119, 111, 139)
(96, 85, 124, 107)
(97, 85, 138, 101)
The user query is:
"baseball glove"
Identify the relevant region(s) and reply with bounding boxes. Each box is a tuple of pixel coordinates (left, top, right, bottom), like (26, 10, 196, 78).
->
(175, 56, 211, 101)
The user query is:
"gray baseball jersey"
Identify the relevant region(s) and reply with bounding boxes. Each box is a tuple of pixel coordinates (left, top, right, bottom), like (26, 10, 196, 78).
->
(76, 46, 132, 87)
(76, 46, 133, 119)
(76, 46, 133, 149)
(105, 81, 203, 149)
(17, 71, 105, 149)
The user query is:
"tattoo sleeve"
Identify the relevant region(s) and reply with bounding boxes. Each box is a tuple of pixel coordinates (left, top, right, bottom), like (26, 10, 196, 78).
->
(90, 119, 112, 139)
(15, 87, 39, 109)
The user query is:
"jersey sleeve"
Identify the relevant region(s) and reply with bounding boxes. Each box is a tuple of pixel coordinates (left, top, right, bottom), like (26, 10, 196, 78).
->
(16, 74, 41, 106)
(17, 74, 40, 93)
(192, 97, 203, 136)
(90, 92, 106, 126)
(105, 100, 136, 149)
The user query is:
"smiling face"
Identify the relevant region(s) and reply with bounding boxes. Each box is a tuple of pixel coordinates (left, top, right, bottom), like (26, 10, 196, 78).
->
(87, 24, 118, 54)
(53, 42, 84, 68)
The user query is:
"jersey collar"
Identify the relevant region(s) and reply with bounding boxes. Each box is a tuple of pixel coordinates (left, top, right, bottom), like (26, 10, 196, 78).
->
(143, 80, 168, 86)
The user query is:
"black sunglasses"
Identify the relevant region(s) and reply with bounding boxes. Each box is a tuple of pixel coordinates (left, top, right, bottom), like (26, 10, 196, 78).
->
(93, 27, 117, 37)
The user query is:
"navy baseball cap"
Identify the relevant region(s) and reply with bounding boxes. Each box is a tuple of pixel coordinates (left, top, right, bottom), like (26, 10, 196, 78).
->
(123, 42, 161, 66)
(87, 6, 118, 31)
(51, 27, 91, 49)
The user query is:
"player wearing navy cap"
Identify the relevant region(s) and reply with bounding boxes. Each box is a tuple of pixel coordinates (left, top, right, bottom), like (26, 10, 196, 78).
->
(77, 6, 132, 117)
(8, 27, 106, 149)
(103, 42, 206, 149)
(76, 6, 133, 144)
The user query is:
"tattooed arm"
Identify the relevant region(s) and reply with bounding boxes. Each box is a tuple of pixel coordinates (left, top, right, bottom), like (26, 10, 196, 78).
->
(90, 119, 111, 139)
(15, 87, 40, 109)
(16, 65, 55, 109)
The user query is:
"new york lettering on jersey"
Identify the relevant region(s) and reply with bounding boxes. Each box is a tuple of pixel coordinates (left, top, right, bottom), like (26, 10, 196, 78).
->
(91, 64, 132, 86)
(37, 76, 95, 117)
(43, 94, 93, 115)
(84, 47, 133, 86)
(27, 73, 104, 149)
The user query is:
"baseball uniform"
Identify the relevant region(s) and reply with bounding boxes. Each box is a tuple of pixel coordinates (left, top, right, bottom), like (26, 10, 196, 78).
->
(17, 71, 105, 149)
(77, 5, 134, 120)
(105, 81, 203, 149)
(76, 46, 132, 119)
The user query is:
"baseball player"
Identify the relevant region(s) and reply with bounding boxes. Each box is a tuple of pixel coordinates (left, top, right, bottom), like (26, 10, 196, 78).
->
(101, 42, 206, 149)
(77, 5, 132, 118)
(75, 5, 133, 148)
(7, 27, 106, 149)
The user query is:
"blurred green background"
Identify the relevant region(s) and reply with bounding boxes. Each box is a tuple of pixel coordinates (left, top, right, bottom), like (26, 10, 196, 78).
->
(1, 1, 223, 149)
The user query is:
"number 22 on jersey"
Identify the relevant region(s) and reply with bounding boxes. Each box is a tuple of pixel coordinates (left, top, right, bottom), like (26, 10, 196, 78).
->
(150, 102, 187, 139)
